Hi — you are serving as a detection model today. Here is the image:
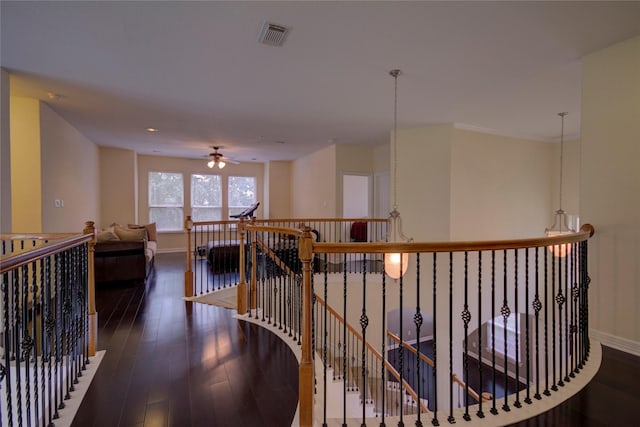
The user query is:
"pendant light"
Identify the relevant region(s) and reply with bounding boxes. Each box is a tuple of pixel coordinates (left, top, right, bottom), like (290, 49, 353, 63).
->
(384, 69, 413, 279)
(545, 112, 576, 257)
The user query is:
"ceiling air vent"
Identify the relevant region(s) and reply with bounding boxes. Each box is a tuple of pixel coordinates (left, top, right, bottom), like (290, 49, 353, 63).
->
(258, 21, 290, 47)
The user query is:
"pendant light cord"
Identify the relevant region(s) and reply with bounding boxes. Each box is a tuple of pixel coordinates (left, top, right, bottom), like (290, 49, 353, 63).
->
(391, 69, 401, 211)
(558, 112, 567, 212)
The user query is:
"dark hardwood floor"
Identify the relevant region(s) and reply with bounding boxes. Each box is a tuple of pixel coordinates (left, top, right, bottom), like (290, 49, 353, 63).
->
(508, 345, 640, 427)
(72, 253, 298, 427)
(73, 253, 640, 427)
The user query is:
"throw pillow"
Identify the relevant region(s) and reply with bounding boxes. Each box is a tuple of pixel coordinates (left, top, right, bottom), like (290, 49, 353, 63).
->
(114, 226, 146, 241)
(128, 223, 157, 241)
(96, 230, 120, 242)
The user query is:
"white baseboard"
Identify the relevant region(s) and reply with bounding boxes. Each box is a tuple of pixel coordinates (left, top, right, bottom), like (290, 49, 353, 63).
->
(157, 248, 186, 254)
(590, 328, 640, 357)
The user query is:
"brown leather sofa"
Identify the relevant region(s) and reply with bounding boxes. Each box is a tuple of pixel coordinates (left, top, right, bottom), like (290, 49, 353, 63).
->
(94, 240, 154, 283)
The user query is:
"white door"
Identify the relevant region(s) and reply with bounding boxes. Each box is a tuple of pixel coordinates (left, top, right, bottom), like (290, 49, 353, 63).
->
(343, 174, 370, 218)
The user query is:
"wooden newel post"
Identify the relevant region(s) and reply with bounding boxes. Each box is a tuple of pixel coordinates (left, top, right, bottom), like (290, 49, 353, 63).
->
(237, 218, 247, 314)
(184, 216, 194, 298)
(298, 226, 314, 427)
(83, 221, 98, 357)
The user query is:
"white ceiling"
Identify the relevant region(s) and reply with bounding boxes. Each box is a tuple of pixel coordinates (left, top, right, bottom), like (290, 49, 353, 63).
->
(2, 1, 640, 163)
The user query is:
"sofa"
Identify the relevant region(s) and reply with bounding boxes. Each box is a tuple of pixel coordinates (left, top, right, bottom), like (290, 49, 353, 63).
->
(94, 223, 157, 284)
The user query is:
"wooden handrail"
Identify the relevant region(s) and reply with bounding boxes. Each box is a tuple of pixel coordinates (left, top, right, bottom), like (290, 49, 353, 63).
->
(386, 331, 490, 403)
(245, 224, 304, 237)
(315, 294, 429, 414)
(254, 237, 300, 281)
(190, 218, 388, 226)
(1, 233, 93, 273)
(312, 224, 595, 254)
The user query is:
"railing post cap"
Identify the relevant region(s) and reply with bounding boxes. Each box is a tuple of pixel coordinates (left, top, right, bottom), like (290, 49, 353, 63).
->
(581, 223, 595, 237)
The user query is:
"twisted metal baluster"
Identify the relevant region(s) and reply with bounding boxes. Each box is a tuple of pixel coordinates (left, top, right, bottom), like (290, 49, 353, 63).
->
(476, 251, 485, 418)
(431, 252, 439, 426)
(462, 252, 471, 421)
(533, 248, 542, 401)
(490, 251, 498, 416)
(524, 249, 532, 405)
(447, 252, 455, 424)
(415, 253, 423, 427)
(501, 250, 511, 412)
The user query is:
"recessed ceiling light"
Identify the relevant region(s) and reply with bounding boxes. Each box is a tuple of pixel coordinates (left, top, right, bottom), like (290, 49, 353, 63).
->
(145, 127, 159, 133)
(47, 92, 63, 101)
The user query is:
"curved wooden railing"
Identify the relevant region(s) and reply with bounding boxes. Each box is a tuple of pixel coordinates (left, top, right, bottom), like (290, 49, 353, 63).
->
(187, 219, 595, 427)
(0, 222, 98, 427)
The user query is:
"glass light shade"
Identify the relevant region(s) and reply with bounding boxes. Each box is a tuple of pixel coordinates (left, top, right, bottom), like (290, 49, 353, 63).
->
(384, 252, 409, 279)
(218, 161, 226, 169)
(207, 159, 215, 168)
(546, 231, 573, 258)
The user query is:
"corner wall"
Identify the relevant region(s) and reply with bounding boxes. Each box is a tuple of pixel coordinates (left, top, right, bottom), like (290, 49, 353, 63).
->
(450, 128, 554, 240)
(40, 103, 100, 232)
(581, 36, 640, 352)
(291, 145, 337, 218)
(10, 96, 41, 232)
(99, 147, 138, 229)
(0, 69, 10, 232)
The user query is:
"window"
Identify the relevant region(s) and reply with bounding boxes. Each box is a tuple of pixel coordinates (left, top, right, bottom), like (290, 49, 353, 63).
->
(149, 172, 184, 231)
(228, 176, 256, 218)
(191, 174, 222, 221)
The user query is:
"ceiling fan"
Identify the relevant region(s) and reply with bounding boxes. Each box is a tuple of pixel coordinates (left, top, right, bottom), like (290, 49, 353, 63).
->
(206, 146, 239, 169)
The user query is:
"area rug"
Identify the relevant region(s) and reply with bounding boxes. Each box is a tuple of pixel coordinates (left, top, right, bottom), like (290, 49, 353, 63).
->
(184, 286, 238, 309)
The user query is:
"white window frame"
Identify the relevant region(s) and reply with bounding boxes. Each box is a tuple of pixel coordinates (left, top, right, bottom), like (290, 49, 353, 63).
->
(190, 173, 223, 222)
(148, 171, 184, 232)
(227, 175, 257, 220)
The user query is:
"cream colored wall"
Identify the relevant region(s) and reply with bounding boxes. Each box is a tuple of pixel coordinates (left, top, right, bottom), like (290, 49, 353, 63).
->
(40, 103, 100, 232)
(450, 128, 554, 240)
(264, 160, 292, 218)
(137, 155, 265, 252)
(373, 143, 390, 173)
(99, 147, 138, 229)
(0, 69, 10, 232)
(291, 144, 337, 218)
(581, 36, 640, 349)
(9, 96, 41, 233)
(335, 144, 374, 217)
(395, 124, 452, 241)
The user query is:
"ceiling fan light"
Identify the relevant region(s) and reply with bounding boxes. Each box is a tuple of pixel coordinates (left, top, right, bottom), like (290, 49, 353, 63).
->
(207, 159, 215, 168)
(218, 161, 226, 169)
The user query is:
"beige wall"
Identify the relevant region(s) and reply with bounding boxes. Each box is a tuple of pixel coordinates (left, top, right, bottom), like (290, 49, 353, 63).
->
(373, 143, 390, 174)
(0, 69, 10, 232)
(10, 96, 42, 232)
(137, 155, 264, 251)
(450, 128, 554, 240)
(291, 144, 337, 218)
(264, 160, 292, 218)
(40, 103, 100, 232)
(335, 144, 375, 217)
(99, 147, 138, 229)
(581, 36, 640, 349)
(395, 124, 453, 242)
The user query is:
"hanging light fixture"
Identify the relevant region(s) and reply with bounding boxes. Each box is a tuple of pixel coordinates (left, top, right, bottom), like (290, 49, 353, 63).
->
(545, 112, 576, 257)
(384, 69, 413, 279)
(207, 147, 227, 169)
